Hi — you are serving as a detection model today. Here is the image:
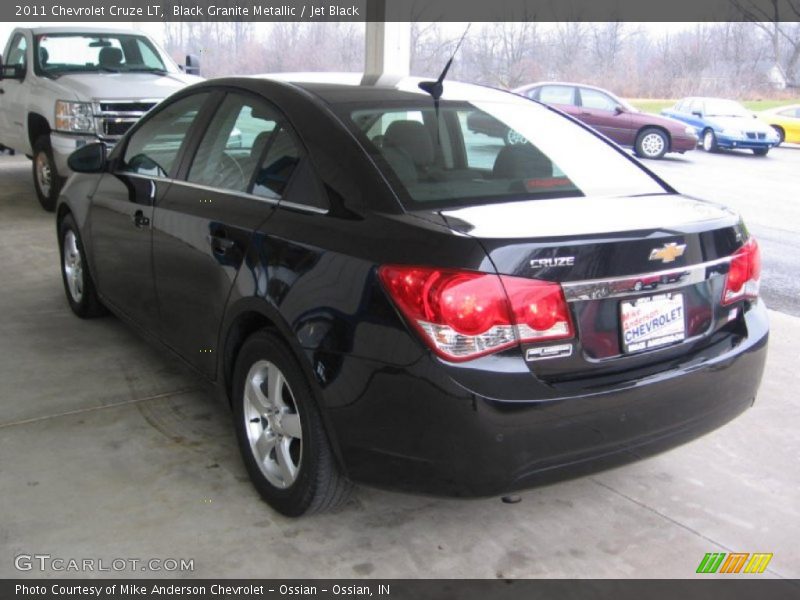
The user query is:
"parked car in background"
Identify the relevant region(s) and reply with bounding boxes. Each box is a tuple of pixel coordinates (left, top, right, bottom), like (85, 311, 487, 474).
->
(57, 74, 767, 516)
(511, 82, 696, 159)
(0, 26, 201, 210)
(662, 97, 779, 156)
(757, 104, 800, 146)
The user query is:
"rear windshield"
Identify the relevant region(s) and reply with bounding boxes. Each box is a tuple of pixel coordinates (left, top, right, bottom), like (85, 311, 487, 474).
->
(337, 98, 666, 209)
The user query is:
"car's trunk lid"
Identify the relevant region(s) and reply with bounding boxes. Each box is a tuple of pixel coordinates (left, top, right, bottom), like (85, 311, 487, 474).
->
(421, 193, 749, 386)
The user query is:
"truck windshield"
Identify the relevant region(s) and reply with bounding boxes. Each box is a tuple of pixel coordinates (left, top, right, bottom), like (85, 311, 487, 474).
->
(338, 99, 666, 209)
(35, 33, 168, 75)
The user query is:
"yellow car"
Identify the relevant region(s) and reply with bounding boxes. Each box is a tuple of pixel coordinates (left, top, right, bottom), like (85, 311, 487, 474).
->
(758, 104, 800, 145)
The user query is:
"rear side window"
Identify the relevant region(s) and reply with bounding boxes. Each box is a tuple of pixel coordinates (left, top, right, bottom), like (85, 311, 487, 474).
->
(187, 93, 301, 198)
(122, 92, 208, 177)
(538, 85, 575, 106)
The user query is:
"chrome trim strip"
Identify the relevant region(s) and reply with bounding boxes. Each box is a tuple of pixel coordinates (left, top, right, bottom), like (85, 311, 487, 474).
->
(561, 256, 731, 302)
(166, 179, 329, 215)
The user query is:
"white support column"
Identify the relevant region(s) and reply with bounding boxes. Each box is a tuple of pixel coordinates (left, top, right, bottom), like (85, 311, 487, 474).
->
(362, 0, 411, 84)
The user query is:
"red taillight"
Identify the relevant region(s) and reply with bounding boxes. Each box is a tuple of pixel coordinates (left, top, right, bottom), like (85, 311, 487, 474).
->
(722, 237, 760, 306)
(378, 265, 573, 361)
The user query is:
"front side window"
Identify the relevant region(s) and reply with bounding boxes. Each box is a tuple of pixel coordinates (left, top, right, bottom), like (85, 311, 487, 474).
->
(580, 88, 617, 112)
(187, 94, 301, 198)
(122, 93, 208, 177)
(35, 33, 168, 74)
(341, 98, 665, 209)
(538, 85, 575, 106)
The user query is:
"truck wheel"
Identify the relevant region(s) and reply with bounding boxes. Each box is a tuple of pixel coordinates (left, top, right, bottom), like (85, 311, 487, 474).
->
(32, 135, 63, 212)
(232, 331, 353, 516)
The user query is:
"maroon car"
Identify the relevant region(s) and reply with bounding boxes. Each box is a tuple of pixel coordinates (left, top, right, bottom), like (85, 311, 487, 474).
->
(519, 83, 698, 159)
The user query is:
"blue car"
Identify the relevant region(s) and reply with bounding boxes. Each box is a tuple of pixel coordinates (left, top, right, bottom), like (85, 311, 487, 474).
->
(662, 97, 779, 156)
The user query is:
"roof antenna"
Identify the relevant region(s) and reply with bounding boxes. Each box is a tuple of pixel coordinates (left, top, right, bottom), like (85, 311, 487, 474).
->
(418, 23, 471, 101)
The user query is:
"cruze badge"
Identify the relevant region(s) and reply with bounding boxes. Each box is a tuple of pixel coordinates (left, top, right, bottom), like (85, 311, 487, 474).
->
(530, 256, 575, 268)
(649, 243, 686, 263)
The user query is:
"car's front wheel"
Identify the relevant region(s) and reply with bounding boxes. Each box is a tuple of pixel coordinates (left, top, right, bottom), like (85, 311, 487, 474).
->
(33, 135, 64, 212)
(702, 129, 719, 153)
(232, 331, 352, 516)
(634, 128, 669, 160)
(58, 214, 107, 318)
(771, 126, 784, 146)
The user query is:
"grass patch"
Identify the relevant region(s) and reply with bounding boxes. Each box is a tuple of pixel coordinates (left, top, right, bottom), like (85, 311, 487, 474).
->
(627, 98, 798, 114)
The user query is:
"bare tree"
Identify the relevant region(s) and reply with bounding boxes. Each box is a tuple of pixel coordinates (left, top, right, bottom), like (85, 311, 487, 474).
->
(731, 0, 800, 86)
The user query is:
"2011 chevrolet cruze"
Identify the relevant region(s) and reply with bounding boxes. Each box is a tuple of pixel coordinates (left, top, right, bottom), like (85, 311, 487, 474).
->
(56, 74, 768, 516)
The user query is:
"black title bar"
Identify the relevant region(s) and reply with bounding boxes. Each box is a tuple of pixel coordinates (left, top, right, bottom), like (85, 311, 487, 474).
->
(3, 0, 800, 22)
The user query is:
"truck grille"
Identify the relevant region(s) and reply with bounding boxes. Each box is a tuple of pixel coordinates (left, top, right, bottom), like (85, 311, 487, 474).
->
(93, 100, 158, 141)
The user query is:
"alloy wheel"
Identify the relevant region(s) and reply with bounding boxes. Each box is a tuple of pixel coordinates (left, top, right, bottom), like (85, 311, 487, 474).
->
(640, 132, 665, 158)
(243, 360, 303, 489)
(63, 230, 84, 303)
(36, 152, 52, 197)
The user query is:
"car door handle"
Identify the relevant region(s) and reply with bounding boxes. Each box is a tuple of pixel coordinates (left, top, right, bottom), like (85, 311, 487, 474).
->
(207, 233, 236, 254)
(132, 210, 150, 228)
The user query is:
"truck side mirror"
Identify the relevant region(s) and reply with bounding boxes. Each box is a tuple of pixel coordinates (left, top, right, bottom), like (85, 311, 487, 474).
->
(68, 143, 107, 173)
(183, 54, 200, 76)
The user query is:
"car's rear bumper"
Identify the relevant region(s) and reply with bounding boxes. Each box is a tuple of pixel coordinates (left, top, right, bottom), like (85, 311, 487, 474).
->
(325, 301, 768, 497)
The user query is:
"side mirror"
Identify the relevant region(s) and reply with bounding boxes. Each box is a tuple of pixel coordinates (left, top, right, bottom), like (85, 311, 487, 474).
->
(614, 105, 625, 115)
(691, 111, 703, 118)
(0, 63, 24, 81)
(183, 54, 200, 76)
(68, 143, 107, 173)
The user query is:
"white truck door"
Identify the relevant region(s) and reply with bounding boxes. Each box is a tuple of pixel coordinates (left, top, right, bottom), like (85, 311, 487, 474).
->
(0, 32, 31, 152)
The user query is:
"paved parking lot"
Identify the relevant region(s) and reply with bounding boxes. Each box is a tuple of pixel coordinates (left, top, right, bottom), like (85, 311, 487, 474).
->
(0, 148, 798, 579)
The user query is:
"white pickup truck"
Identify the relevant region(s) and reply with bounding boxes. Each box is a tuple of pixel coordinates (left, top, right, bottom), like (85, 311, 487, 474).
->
(0, 26, 202, 210)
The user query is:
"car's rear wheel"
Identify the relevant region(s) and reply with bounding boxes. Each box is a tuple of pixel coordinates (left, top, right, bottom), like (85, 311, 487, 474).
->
(753, 147, 769, 156)
(33, 135, 63, 212)
(58, 214, 107, 318)
(232, 331, 352, 516)
(634, 128, 668, 160)
(702, 129, 719, 153)
(771, 126, 784, 146)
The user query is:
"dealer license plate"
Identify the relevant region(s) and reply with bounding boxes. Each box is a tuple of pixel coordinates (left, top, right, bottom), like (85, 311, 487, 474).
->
(620, 293, 685, 354)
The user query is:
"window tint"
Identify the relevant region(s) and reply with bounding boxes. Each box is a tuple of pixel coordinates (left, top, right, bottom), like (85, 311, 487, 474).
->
(7, 34, 27, 67)
(580, 88, 617, 111)
(778, 107, 800, 118)
(187, 93, 301, 198)
(538, 85, 575, 106)
(122, 93, 208, 177)
(342, 100, 664, 209)
(673, 100, 685, 113)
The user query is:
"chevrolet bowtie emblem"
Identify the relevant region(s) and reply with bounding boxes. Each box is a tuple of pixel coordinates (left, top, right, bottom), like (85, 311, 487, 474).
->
(649, 242, 686, 263)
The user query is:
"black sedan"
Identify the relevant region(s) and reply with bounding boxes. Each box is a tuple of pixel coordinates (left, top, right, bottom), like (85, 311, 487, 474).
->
(57, 75, 768, 516)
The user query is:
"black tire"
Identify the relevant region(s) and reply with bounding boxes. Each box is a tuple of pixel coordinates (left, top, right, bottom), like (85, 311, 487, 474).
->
(232, 331, 352, 516)
(634, 128, 669, 159)
(771, 126, 784, 147)
(58, 214, 107, 318)
(701, 129, 719, 153)
(753, 147, 769, 157)
(32, 135, 63, 212)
